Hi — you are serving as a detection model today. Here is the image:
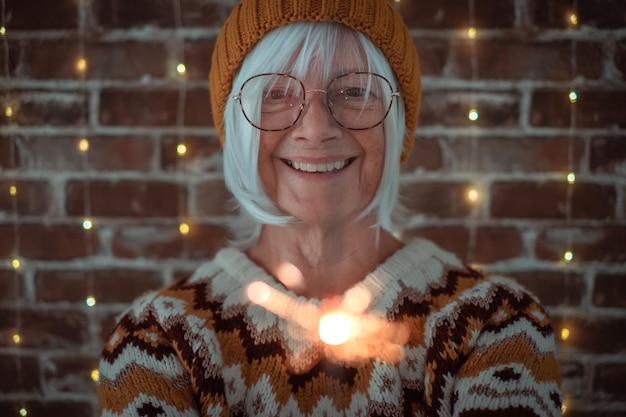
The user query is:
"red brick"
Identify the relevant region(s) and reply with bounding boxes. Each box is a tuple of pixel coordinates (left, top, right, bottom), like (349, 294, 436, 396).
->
(413, 39, 449, 77)
(112, 222, 227, 259)
(399, 0, 514, 28)
(402, 182, 473, 218)
(552, 315, 626, 353)
(593, 362, 626, 400)
(161, 135, 222, 173)
(35, 269, 163, 303)
(593, 273, 626, 308)
(616, 40, 626, 80)
(0, 224, 16, 258)
(0, 180, 51, 215)
(419, 90, 520, 128)
(66, 180, 186, 218)
(491, 181, 616, 220)
(403, 226, 469, 260)
(16, 223, 98, 261)
(183, 40, 216, 82)
(449, 137, 585, 173)
(0, 401, 93, 417)
(472, 227, 523, 263)
(96, 0, 234, 28)
(559, 360, 585, 399)
(195, 181, 233, 216)
(508, 271, 585, 307)
(0, 269, 23, 302)
(0, 136, 17, 169)
(535, 225, 626, 263)
(5, 0, 78, 29)
(99, 87, 212, 127)
(0, 308, 89, 348)
(401, 136, 444, 173)
(531, 89, 626, 128)
(0, 91, 86, 127)
(0, 40, 20, 78)
(456, 41, 602, 81)
(528, 0, 626, 29)
(0, 353, 40, 393)
(45, 354, 99, 393)
(590, 136, 626, 176)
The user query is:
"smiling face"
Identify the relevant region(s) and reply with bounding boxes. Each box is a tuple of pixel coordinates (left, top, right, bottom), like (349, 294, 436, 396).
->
(257, 67, 386, 226)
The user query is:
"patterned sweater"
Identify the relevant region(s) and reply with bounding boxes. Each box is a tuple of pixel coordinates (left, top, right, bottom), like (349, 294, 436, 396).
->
(99, 239, 562, 417)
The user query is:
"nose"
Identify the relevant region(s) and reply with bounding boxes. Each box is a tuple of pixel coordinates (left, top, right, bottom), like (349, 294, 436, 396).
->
(291, 90, 341, 143)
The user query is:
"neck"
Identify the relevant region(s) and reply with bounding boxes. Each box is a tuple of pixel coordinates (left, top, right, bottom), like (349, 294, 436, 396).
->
(246, 218, 403, 299)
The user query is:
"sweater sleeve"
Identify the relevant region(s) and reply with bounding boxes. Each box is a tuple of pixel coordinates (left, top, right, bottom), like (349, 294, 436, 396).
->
(425, 278, 562, 417)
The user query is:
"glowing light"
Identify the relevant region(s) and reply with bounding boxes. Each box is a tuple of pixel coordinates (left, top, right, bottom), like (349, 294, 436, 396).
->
(567, 172, 576, 184)
(569, 13, 578, 26)
(85, 296, 96, 307)
(563, 251, 574, 262)
(468, 108, 479, 121)
(12, 333, 22, 344)
(76, 57, 88, 73)
(467, 188, 479, 203)
(247, 281, 271, 305)
(5, 106, 13, 117)
(568, 91, 578, 103)
(176, 144, 187, 155)
(11, 258, 20, 270)
(319, 312, 351, 345)
(560, 327, 571, 341)
(0, 27, 6, 36)
(91, 369, 100, 383)
(9, 185, 17, 196)
(176, 63, 186, 75)
(562, 401, 568, 414)
(179, 222, 190, 235)
(19, 408, 28, 416)
(82, 218, 93, 230)
(78, 138, 89, 152)
(467, 27, 477, 39)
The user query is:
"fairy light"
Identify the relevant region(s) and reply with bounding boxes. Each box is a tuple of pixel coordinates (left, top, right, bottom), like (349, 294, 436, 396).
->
(76, 57, 87, 73)
(82, 218, 93, 230)
(568, 12, 578, 26)
(85, 296, 96, 308)
(179, 222, 190, 235)
(467, 27, 477, 39)
(560, 327, 571, 341)
(568, 91, 578, 103)
(91, 369, 100, 383)
(176, 143, 187, 155)
(19, 407, 27, 416)
(467, 187, 479, 203)
(9, 185, 17, 196)
(566, 172, 576, 184)
(563, 251, 574, 262)
(12, 333, 21, 344)
(5, 105, 12, 117)
(319, 312, 351, 345)
(0, 26, 5, 35)
(11, 258, 20, 270)
(78, 138, 89, 152)
(176, 63, 186, 75)
(468, 108, 479, 121)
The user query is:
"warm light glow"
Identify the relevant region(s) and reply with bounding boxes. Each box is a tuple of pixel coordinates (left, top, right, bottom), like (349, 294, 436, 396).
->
(0, 27, 6, 36)
(176, 63, 187, 75)
(568, 91, 578, 103)
(567, 172, 576, 184)
(5, 106, 13, 117)
(76, 57, 88, 72)
(12, 333, 22, 344)
(19, 408, 28, 417)
(560, 327, 571, 341)
(78, 138, 89, 152)
(467, 27, 477, 39)
(562, 401, 568, 414)
(85, 296, 96, 307)
(468, 108, 479, 121)
(82, 218, 93, 230)
(11, 258, 20, 270)
(319, 312, 351, 345)
(179, 222, 190, 235)
(563, 251, 574, 262)
(467, 188, 479, 203)
(91, 369, 100, 383)
(247, 281, 271, 305)
(176, 144, 187, 155)
(569, 13, 578, 26)
(9, 185, 17, 196)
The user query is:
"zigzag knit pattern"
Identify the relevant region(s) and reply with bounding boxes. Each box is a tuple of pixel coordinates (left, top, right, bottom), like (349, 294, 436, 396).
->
(99, 239, 562, 417)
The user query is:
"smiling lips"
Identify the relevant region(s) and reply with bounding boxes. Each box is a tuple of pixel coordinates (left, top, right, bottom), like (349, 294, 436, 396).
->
(285, 159, 353, 173)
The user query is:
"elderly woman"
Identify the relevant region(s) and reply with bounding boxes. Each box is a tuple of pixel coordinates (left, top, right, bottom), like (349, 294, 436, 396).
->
(98, 0, 562, 416)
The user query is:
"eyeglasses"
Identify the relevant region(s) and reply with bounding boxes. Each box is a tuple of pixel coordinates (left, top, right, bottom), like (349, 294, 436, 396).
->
(233, 71, 400, 131)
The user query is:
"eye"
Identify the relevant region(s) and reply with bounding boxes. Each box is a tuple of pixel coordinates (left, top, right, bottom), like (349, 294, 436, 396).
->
(343, 87, 368, 98)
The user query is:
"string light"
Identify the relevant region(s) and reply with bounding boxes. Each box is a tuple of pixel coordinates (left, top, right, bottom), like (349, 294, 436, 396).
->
(0, 26, 5, 36)
(176, 63, 186, 75)
(563, 251, 574, 262)
(467, 27, 477, 39)
(85, 296, 96, 307)
(568, 91, 578, 103)
(179, 222, 190, 235)
(560, 327, 571, 341)
(82, 218, 93, 230)
(176, 143, 187, 155)
(12, 333, 21, 344)
(466, 187, 479, 203)
(11, 258, 20, 270)
(9, 185, 17, 196)
(91, 369, 99, 383)
(566, 172, 576, 184)
(19, 407, 27, 416)
(319, 312, 351, 345)
(76, 57, 88, 73)
(5, 105, 13, 117)
(568, 13, 578, 26)
(78, 138, 89, 152)
(468, 108, 479, 121)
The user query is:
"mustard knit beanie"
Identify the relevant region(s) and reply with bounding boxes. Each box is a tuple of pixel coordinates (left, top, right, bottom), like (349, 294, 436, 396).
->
(209, 0, 421, 163)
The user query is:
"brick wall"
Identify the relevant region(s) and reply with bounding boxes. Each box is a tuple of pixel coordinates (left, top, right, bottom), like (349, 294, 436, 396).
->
(0, 0, 624, 416)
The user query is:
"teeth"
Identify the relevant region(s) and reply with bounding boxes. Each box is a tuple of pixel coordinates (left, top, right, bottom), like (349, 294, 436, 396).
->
(289, 160, 348, 173)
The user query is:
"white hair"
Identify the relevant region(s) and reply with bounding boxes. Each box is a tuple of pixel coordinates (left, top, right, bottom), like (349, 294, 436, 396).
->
(222, 21, 407, 247)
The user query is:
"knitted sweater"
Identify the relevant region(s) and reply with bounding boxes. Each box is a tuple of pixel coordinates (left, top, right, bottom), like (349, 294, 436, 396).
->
(99, 239, 562, 417)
